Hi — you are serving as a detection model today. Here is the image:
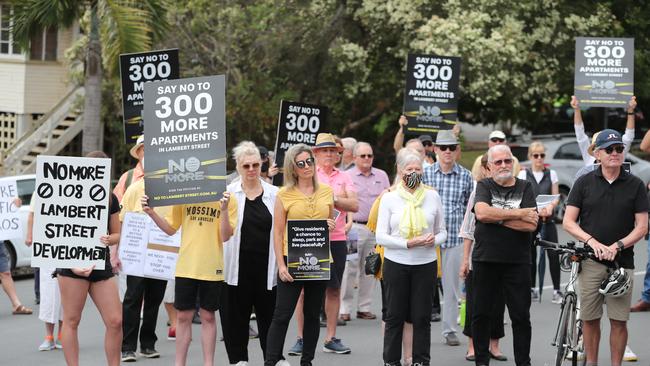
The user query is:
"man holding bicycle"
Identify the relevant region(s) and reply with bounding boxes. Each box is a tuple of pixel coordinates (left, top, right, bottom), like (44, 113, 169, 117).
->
(563, 129, 648, 366)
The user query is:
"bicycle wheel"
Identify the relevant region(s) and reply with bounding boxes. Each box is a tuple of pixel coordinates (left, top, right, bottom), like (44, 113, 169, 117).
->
(573, 322, 586, 366)
(555, 295, 576, 366)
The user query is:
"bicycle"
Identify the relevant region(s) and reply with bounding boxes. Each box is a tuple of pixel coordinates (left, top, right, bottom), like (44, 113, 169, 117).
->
(536, 238, 594, 366)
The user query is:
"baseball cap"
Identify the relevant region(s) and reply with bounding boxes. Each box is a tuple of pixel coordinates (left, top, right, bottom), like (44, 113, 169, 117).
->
(488, 131, 506, 140)
(418, 135, 433, 144)
(594, 129, 623, 150)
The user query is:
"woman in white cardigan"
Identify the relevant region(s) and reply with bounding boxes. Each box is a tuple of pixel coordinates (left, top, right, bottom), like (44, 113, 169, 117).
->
(376, 148, 447, 366)
(219, 141, 286, 366)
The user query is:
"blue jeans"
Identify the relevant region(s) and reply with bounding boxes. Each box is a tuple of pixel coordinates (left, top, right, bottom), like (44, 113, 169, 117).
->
(642, 240, 650, 303)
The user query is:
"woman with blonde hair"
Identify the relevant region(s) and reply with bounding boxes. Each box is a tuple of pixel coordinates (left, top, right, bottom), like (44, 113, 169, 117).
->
(376, 148, 447, 366)
(264, 144, 335, 366)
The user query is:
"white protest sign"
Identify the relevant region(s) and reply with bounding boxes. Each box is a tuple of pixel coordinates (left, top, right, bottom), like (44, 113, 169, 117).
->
(32, 156, 111, 269)
(536, 194, 560, 210)
(0, 178, 21, 241)
(119, 212, 181, 280)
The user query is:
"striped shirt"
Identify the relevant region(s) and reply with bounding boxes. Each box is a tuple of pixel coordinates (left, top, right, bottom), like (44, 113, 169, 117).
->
(423, 162, 473, 248)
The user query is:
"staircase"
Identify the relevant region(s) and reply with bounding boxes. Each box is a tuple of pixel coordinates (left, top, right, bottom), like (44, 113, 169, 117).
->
(2, 87, 85, 175)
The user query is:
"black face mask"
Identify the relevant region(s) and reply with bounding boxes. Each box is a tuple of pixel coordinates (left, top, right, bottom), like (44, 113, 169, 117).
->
(261, 161, 269, 173)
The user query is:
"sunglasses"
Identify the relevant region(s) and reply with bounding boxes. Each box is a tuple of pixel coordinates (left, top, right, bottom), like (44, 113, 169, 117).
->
(490, 138, 505, 143)
(438, 145, 458, 152)
(294, 157, 315, 169)
(532, 153, 546, 159)
(242, 162, 260, 170)
(604, 145, 625, 154)
(422, 141, 433, 147)
(492, 158, 514, 166)
(358, 154, 373, 159)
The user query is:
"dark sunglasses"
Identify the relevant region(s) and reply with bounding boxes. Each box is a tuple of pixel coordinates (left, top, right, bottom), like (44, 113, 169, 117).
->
(490, 138, 505, 143)
(422, 141, 433, 147)
(438, 145, 458, 152)
(492, 158, 514, 166)
(604, 145, 625, 154)
(358, 154, 373, 159)
(532, 153, 546, 159)
(242, 162, 260, 170)
(294, 157, 315, 169)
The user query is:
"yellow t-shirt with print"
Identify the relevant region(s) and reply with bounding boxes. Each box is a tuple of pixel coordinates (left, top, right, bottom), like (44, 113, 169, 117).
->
(165, 200, 237, 282)
(119, 179, 172, 219)
(278, 184, 333, 256)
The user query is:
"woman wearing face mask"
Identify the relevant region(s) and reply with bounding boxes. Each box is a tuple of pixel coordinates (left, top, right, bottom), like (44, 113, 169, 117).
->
(376, 148, 447, 366)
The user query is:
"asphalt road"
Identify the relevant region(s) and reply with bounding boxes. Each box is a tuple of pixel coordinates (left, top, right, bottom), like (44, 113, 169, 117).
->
(1, 225, 649, 366)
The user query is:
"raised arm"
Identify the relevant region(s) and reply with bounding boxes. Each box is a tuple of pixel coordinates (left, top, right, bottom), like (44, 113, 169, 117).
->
(622, 96, 637, 153)
(393, 115, 407, 153)
(141, 195, 177, 236)
(571, 96, 592, 164)
(219, 192, 234, 241)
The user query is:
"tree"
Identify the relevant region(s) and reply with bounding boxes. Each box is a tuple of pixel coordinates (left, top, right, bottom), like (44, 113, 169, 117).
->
(12, 0, 169, 154)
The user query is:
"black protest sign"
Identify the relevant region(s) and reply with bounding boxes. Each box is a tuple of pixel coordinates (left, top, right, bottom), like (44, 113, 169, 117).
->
(32, 156, 112, 269)
(143, 75, 227, 207)
(574, 37, 634, 108)
(403, 54, 461, 135)
(287, 219, 330, 281)
(272, 100, 328, 186)
(120, 49, 180, 144)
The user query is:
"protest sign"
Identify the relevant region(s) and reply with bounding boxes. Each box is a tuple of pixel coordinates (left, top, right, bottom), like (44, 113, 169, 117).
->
(119, 212, 181, 280)
(403, 54, 461, 135)
(143, 75, 227, 207)
(272, 100, 328, 186)
(32, 156, 111, 269)
(0, 178, 21, 241)
(287, 219, 330, 280)
(574, 37, 634, 108)
(120, 49, 180, 144)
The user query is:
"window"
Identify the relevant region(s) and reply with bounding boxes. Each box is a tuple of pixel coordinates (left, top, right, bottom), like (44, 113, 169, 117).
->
(0, 4, 20, 56)
(30, 26, 57, 61)
(553, 142, 582, 160)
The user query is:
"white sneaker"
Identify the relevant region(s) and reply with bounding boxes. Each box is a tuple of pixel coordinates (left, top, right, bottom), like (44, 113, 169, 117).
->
(566, 351, 585, 361)
(55, 339, 63, 349)
(275, 360, 291, 366)
(551, 291, 563, 304)
(38, 339, 56, 351)
(623, 345, 638, 362)
(235, 362, 248, 366)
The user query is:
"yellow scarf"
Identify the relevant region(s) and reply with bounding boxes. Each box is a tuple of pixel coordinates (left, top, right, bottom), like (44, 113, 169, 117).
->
(397, 182, 427, 239)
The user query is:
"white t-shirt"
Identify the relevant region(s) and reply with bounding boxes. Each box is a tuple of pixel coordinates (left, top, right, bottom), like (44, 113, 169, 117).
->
(517, 169, 558, 185)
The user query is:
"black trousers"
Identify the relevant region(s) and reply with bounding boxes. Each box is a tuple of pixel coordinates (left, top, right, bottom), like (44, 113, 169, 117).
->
(472, 261, 531, 366)
(220, 253, 276, 363)
(462, 270, 505, 339)
(530, 222, 561, 291)
(383, 259, 436, 366)
(264, 276, 326, 366)
(121, 275, 167, 352)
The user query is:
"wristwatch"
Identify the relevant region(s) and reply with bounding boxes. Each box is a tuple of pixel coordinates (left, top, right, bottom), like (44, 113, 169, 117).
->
(616, 240, 625, 252)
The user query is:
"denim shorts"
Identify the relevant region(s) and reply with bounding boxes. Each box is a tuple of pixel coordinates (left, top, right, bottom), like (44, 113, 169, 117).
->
(0, 242, 10, 273)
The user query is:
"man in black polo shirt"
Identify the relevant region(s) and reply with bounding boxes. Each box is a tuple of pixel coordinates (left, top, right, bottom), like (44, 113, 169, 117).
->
(473, 145, 538, 366)
(563, 129, 648, 366)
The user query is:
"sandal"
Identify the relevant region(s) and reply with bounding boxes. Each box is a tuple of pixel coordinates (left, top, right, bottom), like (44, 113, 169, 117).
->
(465, 353, 475, 361)
(12, 304, 33, 315)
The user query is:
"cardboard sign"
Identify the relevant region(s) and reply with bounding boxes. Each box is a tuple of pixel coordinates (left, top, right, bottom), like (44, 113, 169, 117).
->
(287, 219, 330, 280)
(143, 75, 227, 207)
(119, 212, 181, 280)
(119, 49, 180, 144)
(32, 156, 111, 269)
(272, 100, 328, 186)
(0, 178, 21, 241)
(574, 37, 634, 108)
(403, 54, 461, 135)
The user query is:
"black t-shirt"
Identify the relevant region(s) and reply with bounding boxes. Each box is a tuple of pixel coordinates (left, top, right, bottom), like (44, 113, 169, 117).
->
(473, 178, 537, 264)
(239, 193, 272, 256)
(566, 166, 648, 269)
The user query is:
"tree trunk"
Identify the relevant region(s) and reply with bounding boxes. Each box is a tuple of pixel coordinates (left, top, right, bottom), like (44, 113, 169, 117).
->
(82, 2, 103, 155)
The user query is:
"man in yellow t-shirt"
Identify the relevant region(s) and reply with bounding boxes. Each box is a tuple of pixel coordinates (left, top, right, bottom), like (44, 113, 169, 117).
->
(142, 192, 236, 366)
(118, 179, 171, 360)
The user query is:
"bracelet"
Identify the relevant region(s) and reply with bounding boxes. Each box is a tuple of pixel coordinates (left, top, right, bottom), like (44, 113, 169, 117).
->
(627, 112, 635, 115)
(585, 236, 593, 245)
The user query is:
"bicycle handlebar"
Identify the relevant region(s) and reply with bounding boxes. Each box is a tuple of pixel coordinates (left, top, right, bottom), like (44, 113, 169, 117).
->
(534, 236, 595, 257)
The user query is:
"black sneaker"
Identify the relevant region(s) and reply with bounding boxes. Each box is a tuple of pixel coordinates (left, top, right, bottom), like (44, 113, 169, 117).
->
(121, 351, 137, 362)
(140, 348, 160, 359)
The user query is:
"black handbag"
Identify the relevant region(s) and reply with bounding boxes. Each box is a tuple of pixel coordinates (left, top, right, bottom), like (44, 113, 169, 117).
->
(364, 251, 381, 276)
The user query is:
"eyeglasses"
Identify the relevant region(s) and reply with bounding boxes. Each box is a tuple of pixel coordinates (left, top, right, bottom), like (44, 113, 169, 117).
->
(604, 145, 625, 154)
(294, 157, 315, 169)
(532, 153, 546, 159)
(438, 145, 458, 152)
(242, 162, 260, 170)
(358, 154, 373, 159)
(422, 141, 433, 147)
(491, 158, 514, 166)
(490, 138, 505, 143)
